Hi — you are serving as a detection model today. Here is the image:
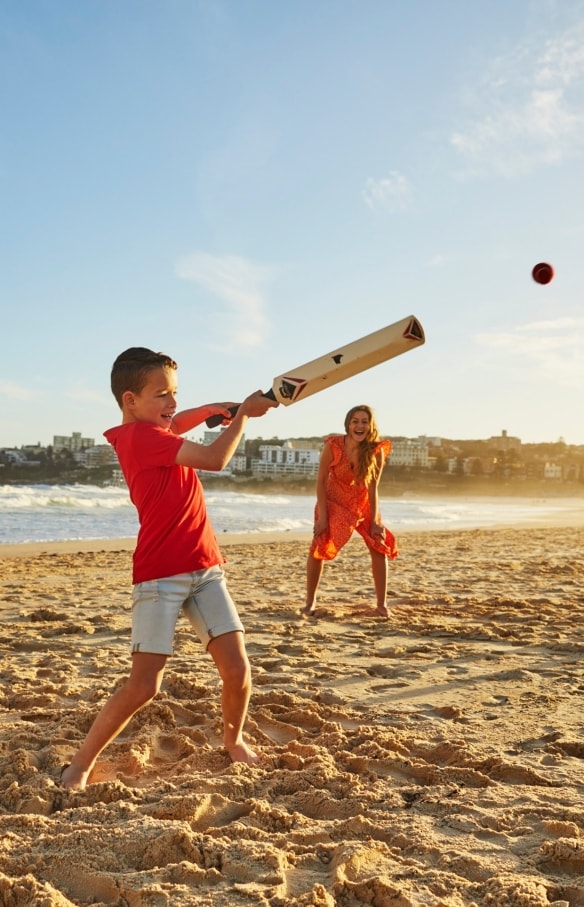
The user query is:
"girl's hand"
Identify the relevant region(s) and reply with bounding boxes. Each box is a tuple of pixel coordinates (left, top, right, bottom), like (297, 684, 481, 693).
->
(313, 516, 328, 536)
(372, 522, 385, 539)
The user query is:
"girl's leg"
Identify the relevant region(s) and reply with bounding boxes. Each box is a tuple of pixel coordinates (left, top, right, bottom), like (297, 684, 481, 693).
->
(207, 630, 258, 765)
(303, 554, 324, 615)
(369, 548, 390, 617)
(60, 652, 167, 790)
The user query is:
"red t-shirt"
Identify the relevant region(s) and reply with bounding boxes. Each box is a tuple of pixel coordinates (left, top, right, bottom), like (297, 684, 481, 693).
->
(104, 422, 224, 584)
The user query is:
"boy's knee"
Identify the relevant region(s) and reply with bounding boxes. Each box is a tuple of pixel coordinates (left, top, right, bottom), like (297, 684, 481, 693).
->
(221, 657, 251, 689)
(129, 676, 162, 705)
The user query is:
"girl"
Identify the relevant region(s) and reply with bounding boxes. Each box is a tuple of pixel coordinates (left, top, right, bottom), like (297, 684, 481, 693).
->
(303, 405, 398, 618)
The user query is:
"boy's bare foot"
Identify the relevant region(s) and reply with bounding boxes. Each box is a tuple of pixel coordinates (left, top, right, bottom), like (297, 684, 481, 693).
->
(375, 604, 392, 619)
(59, 763, 90, 791)
(226, 741, 261, 765)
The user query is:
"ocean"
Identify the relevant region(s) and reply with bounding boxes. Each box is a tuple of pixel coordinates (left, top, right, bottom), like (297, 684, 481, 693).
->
(0, 483, 580, 546)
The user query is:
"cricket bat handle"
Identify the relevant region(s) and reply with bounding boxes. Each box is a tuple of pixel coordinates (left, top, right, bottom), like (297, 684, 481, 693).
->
(205, 389, 277, 428)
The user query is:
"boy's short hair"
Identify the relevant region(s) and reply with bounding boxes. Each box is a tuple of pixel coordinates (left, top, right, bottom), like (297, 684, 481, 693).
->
(111, 347, 177, 408)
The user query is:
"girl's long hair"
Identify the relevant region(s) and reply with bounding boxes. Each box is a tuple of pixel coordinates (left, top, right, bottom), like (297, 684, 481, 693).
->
(344, 405, 381, 485)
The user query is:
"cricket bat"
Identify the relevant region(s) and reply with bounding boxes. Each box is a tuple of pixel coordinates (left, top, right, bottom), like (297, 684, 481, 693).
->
(205, 314, 425, 427)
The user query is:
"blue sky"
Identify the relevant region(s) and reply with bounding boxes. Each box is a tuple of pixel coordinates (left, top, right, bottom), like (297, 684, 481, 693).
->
(2, 0, 583, 448)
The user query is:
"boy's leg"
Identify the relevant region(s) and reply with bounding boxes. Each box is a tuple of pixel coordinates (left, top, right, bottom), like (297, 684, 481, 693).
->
(207, 630, 258, 765)
(369, 548, 390, 617)
(303, 554, 324, 615)
(60, 652, 167, 790)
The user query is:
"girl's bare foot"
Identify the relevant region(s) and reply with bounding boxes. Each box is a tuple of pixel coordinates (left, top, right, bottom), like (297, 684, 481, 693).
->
(375, 604, 392, 618)
(226, 741, 261, 765)
(59, 763, 90, 791)
(300, 604, 316, 617)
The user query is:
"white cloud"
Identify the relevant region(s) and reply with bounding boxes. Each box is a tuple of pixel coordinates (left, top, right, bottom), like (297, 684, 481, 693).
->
(474, 316, 584, 384)
(176, 251, 274, 351)
(424, 254, 447, 268)
(362, 171, 412, 211)
(451, 22, 584, 177)
(0, 381, 37, 401)
(66, 388, 108, 405)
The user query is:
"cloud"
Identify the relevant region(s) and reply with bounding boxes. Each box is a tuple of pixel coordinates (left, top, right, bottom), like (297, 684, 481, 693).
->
(474, 316, 584, 384)
(424, 254, 448, 268)
(176, 252, 274, 351)
(362, 171, 412, 211)
(66, 388, 108, 405)
(451, 22, 584, 177)
(0, 381, 37, 401)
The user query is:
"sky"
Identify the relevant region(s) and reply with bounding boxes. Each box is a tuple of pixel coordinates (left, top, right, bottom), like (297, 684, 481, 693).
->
(1, 0, 584, 449)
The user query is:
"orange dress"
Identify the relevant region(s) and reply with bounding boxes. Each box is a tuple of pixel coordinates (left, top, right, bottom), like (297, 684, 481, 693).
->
(310, 435, 398, 562)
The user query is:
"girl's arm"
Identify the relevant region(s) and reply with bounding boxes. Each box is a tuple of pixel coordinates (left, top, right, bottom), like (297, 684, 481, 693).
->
(368, 450, 386, 535)
(170, 403, 238, 435)
(313, 442, 333, 535)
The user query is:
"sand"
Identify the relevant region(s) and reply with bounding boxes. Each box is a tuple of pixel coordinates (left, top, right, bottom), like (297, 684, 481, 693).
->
(1, 519, 584, 906)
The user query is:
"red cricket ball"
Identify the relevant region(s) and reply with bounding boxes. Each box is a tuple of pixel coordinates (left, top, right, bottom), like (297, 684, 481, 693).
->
(532, 262, 554, 285)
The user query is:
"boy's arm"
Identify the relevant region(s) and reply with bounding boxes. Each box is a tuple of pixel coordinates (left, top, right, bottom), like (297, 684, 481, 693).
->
(174, 391, 277, 471)
(171, 403, 238, 435)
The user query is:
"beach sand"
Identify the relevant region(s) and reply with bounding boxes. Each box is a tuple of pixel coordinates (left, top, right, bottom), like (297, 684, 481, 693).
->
(1, 520, 584, 906)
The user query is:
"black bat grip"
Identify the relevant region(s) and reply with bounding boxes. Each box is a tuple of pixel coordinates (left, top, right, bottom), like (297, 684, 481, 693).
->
(204, 389, 277, 428)
(205, 405, 239, 429)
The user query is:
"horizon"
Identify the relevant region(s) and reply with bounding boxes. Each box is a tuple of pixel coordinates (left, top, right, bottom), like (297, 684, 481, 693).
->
(2, 428, 581, 452)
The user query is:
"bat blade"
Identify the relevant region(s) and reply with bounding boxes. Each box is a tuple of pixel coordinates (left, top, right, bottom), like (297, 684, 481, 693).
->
(271, 314, 424, 406)
(205, 314, 425, 427)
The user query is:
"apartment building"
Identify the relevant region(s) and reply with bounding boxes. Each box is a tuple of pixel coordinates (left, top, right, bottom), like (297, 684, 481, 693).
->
(251, 441, 321, 478)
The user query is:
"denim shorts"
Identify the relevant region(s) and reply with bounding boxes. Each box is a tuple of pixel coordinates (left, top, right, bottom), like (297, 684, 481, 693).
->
(130, 565, 244, 655)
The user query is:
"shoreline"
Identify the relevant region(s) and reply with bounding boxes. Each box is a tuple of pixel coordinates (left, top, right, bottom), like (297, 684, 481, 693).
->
(2, 503, 584, 559)
(2, 472, 584, 499)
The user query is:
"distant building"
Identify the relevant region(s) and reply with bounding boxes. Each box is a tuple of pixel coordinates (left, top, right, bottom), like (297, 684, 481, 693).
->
(387, 437, 430, 468)
(544, 462, 562, 480)
(488, 429, 521, 452)
(53, 432, 94, 453)
(462, 456, 496, 477)
(229, 454, 247, 474)
(1, 449, 40, 467)
(3, 449, 25, 465)
(251, 441, 321, 478)
(83, 445, 119, 468)
(564, 461, 583, 482)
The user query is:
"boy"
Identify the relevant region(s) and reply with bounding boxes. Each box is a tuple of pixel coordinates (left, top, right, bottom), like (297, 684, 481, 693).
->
(60, 347, 277, 791)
